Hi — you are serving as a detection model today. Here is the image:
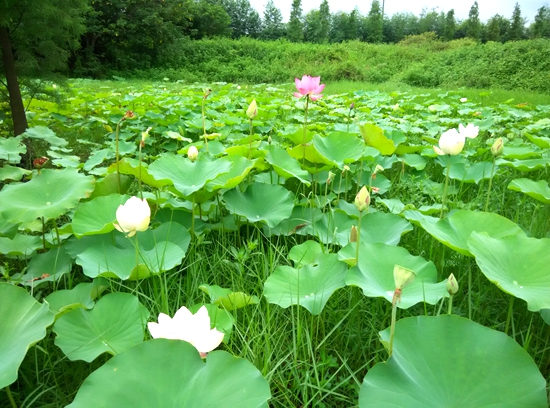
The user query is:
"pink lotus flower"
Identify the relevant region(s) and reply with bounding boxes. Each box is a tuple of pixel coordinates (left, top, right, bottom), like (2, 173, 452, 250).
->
(294, 75, 325, 101)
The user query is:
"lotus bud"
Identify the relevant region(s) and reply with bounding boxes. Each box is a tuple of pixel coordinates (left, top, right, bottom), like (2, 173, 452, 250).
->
(123, 110, 136, 120)
(393, 265, 416, 290)
(374, 164, 384, 175)
(490, 137, 504, 157)
(349, 102, 355, 110)
(141, 127, 152, 147)
(392, 103, 399, 111)
(446, 273, 459, 295)
(350, 226, 358, 243)
(343, 165, 350, 174)
(203, 88, 212, 99)
(460, 97, 467, 103)
(326, 171, 335, 185)
(354, 186, 370, 212)
(246, 99, 258, 119)
(188, 145, 199, 162)
(268, 136, 272, 145)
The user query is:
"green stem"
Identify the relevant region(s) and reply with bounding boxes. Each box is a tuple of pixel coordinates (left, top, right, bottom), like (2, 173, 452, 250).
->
(5, 385, 17, 408)
(447, 295, 453, 315)
(484, 158, 496, 212)
(389, 293, 398, 356)
(440, 158, 451, 219)
(504, 296, 515, 335)
(355, 211, 363, 263)
(191, 194, 196, 237)
(302, 96, 309, 163)
(41, 217, 46, 250)
(202, 97, 208, 152)
(115, 119, 123, 194)
(134, 233, 139, 273)
(138, 143, 143, 199)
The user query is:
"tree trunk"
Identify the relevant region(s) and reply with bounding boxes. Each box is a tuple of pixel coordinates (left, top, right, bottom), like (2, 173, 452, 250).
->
(0, 25, 28, 136)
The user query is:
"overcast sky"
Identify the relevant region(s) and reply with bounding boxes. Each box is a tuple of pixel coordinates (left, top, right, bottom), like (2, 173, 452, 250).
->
(250, 0, 546, 23)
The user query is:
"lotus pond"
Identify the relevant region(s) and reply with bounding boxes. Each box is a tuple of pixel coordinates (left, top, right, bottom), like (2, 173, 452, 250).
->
(1, 78, 549, 407)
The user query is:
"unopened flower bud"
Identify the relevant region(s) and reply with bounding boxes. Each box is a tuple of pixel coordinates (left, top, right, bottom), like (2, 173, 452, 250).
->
(141, 127, 152, 147)
(188, 145, 199, 161)
(343, 165, 350, 174)
(326, 171, 335, 185)
(393, 265, 416, 290)
(491, 137, 504, 157)
(354, 186, 370, 212)
(374, 164, 384, 175)
(350, 226, 358, 243)
(246, 99, 258, 119)
(203, 88, 212, 99)
(123, 110, 136, 120)
(268, 136, 272, 145)
(446, 273, 459, 295)
(392, 103, 399, 111)
(349, 102, 355, 110)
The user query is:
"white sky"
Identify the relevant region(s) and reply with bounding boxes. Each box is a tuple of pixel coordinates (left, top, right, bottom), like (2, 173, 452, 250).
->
(252, 0, 547, 23)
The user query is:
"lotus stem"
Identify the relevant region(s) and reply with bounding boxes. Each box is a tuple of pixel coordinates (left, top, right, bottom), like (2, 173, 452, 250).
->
(484, 158, 496, 212)
(447, 295, 453, 315)
(41, 217, 46, 250)
(440, 158, 451, 219)
(355, 211, 363, 263)
(302, 95, 309, 163)
(202, 96, 208, 152)
(5, 385, 17, 408)
(505, 295, 515, 335)
(138, 142, 143, 200)
(388, 291, 399, 356)
(115, 118, 124, 194)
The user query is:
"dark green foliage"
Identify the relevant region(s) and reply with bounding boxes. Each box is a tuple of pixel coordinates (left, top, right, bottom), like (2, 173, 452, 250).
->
(531, 6, 550, 38)
(465, 1, 482, 41)
(443, 10, 456, 41)
(223, 0, 262, 39)
(287, 0, 304, 43)
(364, 0, 384, 43)
(260, 0, 285, 41)
(484, 14, 509, 43)
(507, 3, 525, 41)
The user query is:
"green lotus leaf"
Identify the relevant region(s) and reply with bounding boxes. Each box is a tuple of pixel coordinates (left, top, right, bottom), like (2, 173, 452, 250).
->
(360, 315, 548, 407)
(108, 159, 171, 189)
(449, 161, 496, 184)
(206, 155, 255, 191)
(83, 148, 113, 171)
(0, 213, 19, 238)
(0, 233, 41, 256)
(360, 123, 396, 155)
(45, 278, 110, 317)
(17, 245, 72, 287)
(468, 232, 550, 311)
(198, 284, 260, 311)
(263, 253, 347, 315)
(502, 145, 542, 160)
(0, 165, 31, 181)
(287, 144, 333, 168)
(74, 222, 190, 280)
(67, 340, 271, 408)
(72, 194, 129, 237)
(345, 243, 446, 308)
(265, 206, 323, 236)
(497, 158, 550, 172)
(149, 154, 232, 196)
(53, 292, 149, 362)
(404, 210, 524, 256)
(88, 173, 133, 199)
(264, 145, 311, 185)
(0, 284, 55, 388)
(288, 240, 324, 266)
(23, 126, 68, 147)
(0, 169, 95, 224)
(302, 211, 412, 247)
(0, 136, 26, 163)
(312, 132, 365, 169)
(402, 153, 427, 170)
(508, 178, 550, 204)
(223, 183, 294, 228)
(541, 309, 550, 325)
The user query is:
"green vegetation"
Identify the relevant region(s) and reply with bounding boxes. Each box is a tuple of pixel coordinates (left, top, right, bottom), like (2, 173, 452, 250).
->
(1, 80, 549, 407)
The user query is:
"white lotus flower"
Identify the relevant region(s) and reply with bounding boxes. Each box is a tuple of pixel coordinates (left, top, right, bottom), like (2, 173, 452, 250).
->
(460, 97, 467, 103)
(188, 145, 199, 161)
(148, 306, 224, 357)
(114, 196, 150, 237)
(433, 123, 479, 156)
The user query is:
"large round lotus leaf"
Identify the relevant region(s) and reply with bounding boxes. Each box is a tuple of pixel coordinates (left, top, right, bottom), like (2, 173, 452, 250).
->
(265, 206, 323, 236)
(17, 245, 72, 287)
(264, 145, 311, 185)
(53, 292, 149, 362)
(508, 178, 550, 204)
(45, 278, 109, 317)
(497, 158, 550, 172)
(404, 210, 524, 256)
(0, 165, 31, 181)
(360, 123, 396, 155)
(206, 155, 255, 191)
(73, 222, 190, 280)
(23, 126, 68, 147)
(72, 194, 129, 237)
(288, 240, 324, 266)
(149, 154, 232, 197)
(0, 233, 41, 257)
(0, 136, 26, 163)
(541, 309, 550, 325)
(302, 211, 412, 247)
(88, 173, 133, 199)
(67, 339, 271, 408)
(449, 161, 496, 184)
(359, 315, 548, 407)
(263, 253, 347, 315)
(0, 169, 95, 224)
(108, 159, 172, 189)
(345, 243, 446, 308)
(312, 132, 365, 169)
(0, 283, 54, 388)
(468, 232, 550, 311)
(223, 183, 294, 228)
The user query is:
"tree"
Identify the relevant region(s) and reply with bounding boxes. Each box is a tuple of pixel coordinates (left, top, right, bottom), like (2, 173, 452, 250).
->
(465, 1, 482, 41)
(418, 8, 445, 37)
(507, 2, 525, 41)
(304, 10, 322, 43)
(364, 0, 383, 43)
(287, 0, 304, 42)
(187, 1, 231, 40)
(484, 14, 509, 42)
(0, 0, 88, 136)
(260, 0, 285, 40)
(531, 6, 550, 38)
(223, 0, 262, 38)
(318, 0, 330, 43)
(443, 9, 456, 41)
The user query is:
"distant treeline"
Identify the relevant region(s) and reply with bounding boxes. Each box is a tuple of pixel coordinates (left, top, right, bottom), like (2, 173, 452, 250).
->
(75, 0, 550, 76)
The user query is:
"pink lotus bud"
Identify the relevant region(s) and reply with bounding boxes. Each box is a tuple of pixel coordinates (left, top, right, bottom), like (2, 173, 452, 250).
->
(446, 273, 459, 295)
(491, 137, 504, 157)
(354, 186, 370, 212)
